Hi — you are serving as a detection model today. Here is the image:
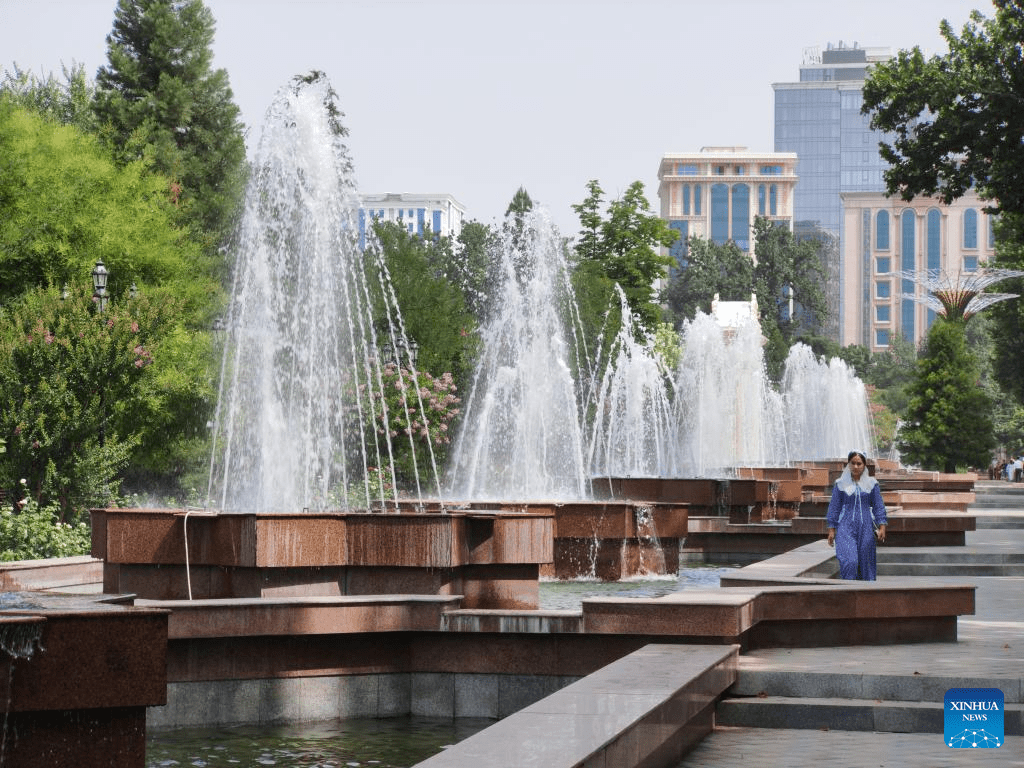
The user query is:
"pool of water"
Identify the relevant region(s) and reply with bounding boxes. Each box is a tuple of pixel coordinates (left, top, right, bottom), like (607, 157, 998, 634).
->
(146, 716, 494, 768)
(538, 564, 739, 611)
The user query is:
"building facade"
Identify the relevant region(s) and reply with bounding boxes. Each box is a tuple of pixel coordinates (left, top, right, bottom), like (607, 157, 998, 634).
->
(359, 192, 466, 249)
(657, 147, 798, 268)
(839, 190, 997, 350)
(773, 43, 892, 339)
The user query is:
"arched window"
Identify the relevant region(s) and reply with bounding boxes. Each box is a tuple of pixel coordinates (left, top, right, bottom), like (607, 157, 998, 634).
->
(758, 185, 766, 216)
(694, 184, 702, 215)
(769, 184, 778, 216)
(710, 184, 729, 245)
(875, 210, 889, 250)
(964, 209, 978, 248)
(731, 184, 750, 250)
(900, 210, 916, 343)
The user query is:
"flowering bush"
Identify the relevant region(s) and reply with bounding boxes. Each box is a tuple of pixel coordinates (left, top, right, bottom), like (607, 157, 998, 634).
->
(363, 364, 461, 489)
(0, 481, 91, 561)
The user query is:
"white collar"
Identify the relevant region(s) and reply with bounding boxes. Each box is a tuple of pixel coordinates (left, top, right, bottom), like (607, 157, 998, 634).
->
(836, 465, 878, 494)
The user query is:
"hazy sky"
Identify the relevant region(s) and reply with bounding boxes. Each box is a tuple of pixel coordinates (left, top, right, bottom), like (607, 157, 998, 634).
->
(2, 0, 986, 234)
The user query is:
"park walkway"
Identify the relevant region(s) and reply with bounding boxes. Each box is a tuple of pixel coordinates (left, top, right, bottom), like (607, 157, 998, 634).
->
(675, 480, 1024, 767)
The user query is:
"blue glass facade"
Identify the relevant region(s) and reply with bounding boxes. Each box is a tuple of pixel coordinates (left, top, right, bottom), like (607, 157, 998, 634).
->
(774, 45, 891, 341)
(732, 184, 750, 250)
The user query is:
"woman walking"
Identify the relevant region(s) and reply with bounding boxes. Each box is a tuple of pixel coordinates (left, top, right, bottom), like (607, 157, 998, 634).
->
(827, 450, 887, 580)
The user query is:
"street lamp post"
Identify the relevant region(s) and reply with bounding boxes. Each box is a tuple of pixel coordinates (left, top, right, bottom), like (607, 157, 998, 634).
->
(91, 260, 109, 313)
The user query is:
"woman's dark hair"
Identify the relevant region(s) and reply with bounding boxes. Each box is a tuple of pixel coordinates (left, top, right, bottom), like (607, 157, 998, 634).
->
(847, 450, 868, 464)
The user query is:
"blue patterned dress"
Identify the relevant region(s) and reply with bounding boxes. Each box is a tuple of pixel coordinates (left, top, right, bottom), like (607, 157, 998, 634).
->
(826, 476, 887, 580)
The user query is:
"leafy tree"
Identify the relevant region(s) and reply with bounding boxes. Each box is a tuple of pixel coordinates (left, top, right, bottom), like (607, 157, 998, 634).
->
(662, 235, 754, 323)
(0, 100, 221, 505)
(898, 318, 994, 473)
(444, 220, 496, 324)
(572, 180, 678, 334)
(988, 213, 1024, 402)
(862, 1, 1024, 215)
(367, 221, 478, 391)
(753, 216, 829, 373)
(93, 0, 248, 250)
(1, 63, 97, 132)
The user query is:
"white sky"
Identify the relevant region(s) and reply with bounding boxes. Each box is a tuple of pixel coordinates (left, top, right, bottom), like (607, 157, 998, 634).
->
(1, 0, 986, 235)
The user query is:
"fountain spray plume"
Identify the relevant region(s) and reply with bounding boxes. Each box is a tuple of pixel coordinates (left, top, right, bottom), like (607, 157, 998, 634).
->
(207, 72, 435, 512)
(447, 209, 590, 501)
(587, 285, 680, 479)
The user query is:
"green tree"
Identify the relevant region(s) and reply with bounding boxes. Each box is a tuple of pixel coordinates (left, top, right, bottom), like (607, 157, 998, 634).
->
(93, 0, 248, 251)
(753, 217, 829, 374)
(0, 100, 221, 504)
(445, 220, 496, 324)
(572, 180, 677, 334)
(662, 236, 754, 323)
(368, 221, 478, 391)
(862, 2, 1024, 215)
(898, 318, 994, 473)
(1, 62, 98, 133)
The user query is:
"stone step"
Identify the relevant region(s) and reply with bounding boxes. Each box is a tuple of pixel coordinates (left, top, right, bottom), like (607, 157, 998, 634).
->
(729, 669, 1022, 705)
(878, 562, 1024, 576)
(878, 550, 1024, 564)
(716, 695, 1023, 735)
(976, 518, 1024, 529)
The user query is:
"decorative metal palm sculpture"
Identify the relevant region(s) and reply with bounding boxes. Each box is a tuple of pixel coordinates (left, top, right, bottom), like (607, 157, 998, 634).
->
(897, 267, 1024, 320)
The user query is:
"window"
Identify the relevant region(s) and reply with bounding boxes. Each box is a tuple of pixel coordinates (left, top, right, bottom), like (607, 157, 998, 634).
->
(876, 281, 891, 299)
(731, 184, 750, 250)
(875, 329, 891, 346)
(694, 184, 702, 215)
(901, 210, 916, 342)
(964, 209, 978, 249)
(927, 210, 941, 271)
(758, 185, 766, 216)
(876, 257, 890, 274)
(964, 256, 979, 272)
(711, 184, 729, 245)
(769, 184, 778, 216)
(760, 165, 783, 175)
(669, 220, 689, 269)
(677, 164, 698, 175)
(714, 166, 726, 175)
(683, 186, 690, 215)
(875, 210, 890, 250)
(734, 166, 745, 175)
(876, 305, 890, 322)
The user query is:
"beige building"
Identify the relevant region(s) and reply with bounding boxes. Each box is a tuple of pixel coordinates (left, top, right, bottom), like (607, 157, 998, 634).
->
(657, 147, 798, 267)
(839, 190, 998, 350)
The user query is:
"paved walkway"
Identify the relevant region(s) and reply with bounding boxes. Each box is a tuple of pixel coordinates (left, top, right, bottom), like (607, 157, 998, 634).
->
(677, 484, 1024, 767)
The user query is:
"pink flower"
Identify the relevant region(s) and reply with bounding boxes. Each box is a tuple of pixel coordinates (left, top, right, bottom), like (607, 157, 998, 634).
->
(131, 321, 139, 333)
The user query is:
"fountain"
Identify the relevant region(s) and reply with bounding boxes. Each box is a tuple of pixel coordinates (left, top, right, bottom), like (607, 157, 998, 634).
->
(208, 72, 435, 513)
(446, 210, 590, 501)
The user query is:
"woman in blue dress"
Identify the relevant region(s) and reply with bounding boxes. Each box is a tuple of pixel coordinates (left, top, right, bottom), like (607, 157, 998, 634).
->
(826, 450, 887, 580)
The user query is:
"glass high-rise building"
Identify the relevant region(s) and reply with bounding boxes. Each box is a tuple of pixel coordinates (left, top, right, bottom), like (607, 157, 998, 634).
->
(773, 43, 892, 340)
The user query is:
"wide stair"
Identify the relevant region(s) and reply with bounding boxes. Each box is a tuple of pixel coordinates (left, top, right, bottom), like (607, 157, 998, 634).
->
(713, 481, 1024, 737)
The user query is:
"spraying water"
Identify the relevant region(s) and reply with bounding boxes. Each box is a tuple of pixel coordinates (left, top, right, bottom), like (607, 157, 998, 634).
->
(782, 343, 875, 460)
(208, 73, 425, 512)
(446, 210, 590, 500)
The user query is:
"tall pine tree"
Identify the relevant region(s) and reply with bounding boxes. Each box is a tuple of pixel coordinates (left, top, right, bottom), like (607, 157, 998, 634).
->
(93, 0, 247, 254)
(899, 318, 995, 473)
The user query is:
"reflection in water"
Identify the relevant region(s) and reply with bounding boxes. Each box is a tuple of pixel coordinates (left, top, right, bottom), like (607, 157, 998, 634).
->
(146, 716, 493, 768)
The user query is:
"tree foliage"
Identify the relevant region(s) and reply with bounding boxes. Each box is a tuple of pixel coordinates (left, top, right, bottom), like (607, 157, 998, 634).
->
(93, 0, 248, 250)
(752, 218, 830, 375)
(572, 180, 678, 334)
(898, 318, 994, 473)
(1, 62, 98, 133)
(0, 100, 221, 509)
(662, 236, 754, 323)
(862, 1, 1024, 215)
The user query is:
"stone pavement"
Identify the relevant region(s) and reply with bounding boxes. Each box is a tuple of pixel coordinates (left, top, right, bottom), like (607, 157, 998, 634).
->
(676, 482, 1024, 767)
